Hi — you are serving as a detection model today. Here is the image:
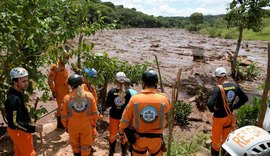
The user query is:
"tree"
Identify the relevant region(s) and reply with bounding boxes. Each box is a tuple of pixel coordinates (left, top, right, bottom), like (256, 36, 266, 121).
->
(190, 12, 204, 26)
(0, 0, 109, 118)
(257, 43, 270, 128)
(225, 0, 270, 79)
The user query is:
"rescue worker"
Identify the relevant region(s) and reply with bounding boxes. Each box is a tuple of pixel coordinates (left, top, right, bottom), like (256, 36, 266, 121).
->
(48, 51, 70, 129)
(124, 78, 138, 96)
(4, 67, 43, 156)
(60, 74, 98, 156)
(106, 72, 131, 156)
(119, 69, 171, 156)
(208, 67, 248, 156)
(82, 67, 99, 152)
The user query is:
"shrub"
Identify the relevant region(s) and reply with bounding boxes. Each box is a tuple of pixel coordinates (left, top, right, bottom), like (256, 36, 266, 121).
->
(237, 61, 261, 80)
(236, 97, 261, 128)
(174, 100, 192, 125)
(195, 85, 211, 112)
(243, 62, 261, 80)
(166, 133, 210, 156)
(186, 24, 197, 32)
(224, 32, 234, 39)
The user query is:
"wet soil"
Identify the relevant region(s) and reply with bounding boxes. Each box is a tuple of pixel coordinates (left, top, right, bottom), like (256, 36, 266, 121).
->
(0, 28, 268, 156)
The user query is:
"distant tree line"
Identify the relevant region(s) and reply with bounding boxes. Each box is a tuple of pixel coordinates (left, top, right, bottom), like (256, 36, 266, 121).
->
(89, 0, 270, 30)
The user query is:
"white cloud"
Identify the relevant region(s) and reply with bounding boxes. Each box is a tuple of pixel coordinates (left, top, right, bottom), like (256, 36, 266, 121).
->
(101, 0, 232, 17)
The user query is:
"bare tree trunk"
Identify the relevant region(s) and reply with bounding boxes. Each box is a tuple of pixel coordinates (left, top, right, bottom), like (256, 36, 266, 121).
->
(167, 69, 181, 156)
(231, 27, 243, 79)
(257, 42, 270, 128)
(154, 54, 164, 93)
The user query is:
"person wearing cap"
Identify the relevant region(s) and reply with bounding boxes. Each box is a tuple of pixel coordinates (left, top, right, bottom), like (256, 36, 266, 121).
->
(119, 68, 171, 156)
(124, 78, 138, 96)
(4, 67, 43, 156)
(48, 51, 70, 129)
(60, 74, 98, 156)
(82, 67, 100, 153)
(208, 67, 248, 156)
(105, 72, 132, 156)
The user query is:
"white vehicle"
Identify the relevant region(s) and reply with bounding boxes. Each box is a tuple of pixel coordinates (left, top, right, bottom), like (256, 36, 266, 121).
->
(222, 125, 270, 156)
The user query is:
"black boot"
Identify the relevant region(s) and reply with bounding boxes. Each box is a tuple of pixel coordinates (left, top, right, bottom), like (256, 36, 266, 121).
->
(220, 148, 227, 156)
(109, 141, 116, 156)
(57, 116, 65, 129)
(121, 143, 129, 156)
(74, 153, 81, 156)
(211, 147, 219, 156)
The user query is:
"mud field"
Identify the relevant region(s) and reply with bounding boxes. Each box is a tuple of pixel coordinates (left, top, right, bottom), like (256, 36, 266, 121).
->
(0, 28, 268, 156)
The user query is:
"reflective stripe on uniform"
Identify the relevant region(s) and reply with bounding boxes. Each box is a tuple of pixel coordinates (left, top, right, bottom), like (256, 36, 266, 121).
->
(60, 115, 68, 118)
(13, 111, 28, 131)
(159, 103, 165, 129)
(121, 118, 130, 124)
(134, 103, 139, 129)
(86, 98, 91, 116)
(68, 99, 73, 117)
(81, 146, 90, 151)
(57, 65, 62, 72)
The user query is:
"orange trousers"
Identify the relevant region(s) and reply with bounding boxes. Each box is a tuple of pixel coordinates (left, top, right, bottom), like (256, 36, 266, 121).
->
(132, 137, 163, 156)
(68, 124, 92, 156)
(211, 116, 232, 151)
(109, 117, 127, 144)
(7, 127, 36, 156)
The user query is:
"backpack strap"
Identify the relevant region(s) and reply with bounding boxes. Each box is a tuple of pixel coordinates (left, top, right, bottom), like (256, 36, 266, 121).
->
(217, 85, 237, 130)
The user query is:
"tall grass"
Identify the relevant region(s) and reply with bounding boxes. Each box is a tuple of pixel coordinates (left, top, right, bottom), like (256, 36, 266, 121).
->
(200, 17, 270, 41)
(165, 132, 210, 156)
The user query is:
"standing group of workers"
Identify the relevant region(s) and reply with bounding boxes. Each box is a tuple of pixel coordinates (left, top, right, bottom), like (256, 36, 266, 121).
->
(4, 50, 253, 156)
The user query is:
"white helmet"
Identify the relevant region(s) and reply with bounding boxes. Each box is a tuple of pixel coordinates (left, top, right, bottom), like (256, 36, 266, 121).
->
(10, 67, 29, 79)
(214, 67, 227, 77)
(222, 125, 270, 156)
(115, 72, 126, 83)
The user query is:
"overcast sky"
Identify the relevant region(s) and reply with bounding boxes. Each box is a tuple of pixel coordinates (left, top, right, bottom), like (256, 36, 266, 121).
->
(101, 0, 232, 17)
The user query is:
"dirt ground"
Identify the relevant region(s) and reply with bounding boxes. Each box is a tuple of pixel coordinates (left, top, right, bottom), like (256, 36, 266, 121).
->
(0, 28, 268, 156)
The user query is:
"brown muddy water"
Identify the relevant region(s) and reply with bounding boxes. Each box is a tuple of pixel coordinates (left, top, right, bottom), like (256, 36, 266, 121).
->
(84, 28, 268, 101)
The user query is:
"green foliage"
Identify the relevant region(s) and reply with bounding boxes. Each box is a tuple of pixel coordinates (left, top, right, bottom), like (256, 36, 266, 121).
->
(190, 12, 204, 26)
(236, 97, 266, 127)
(225, 0, 270, 32)
(174, 100, 192, 125)
(0, 0, 110, 119)
(195, 86, 211, 112)
(29, 106, 48, 122)
(236, 61, 261, 80)
(166, 133, 210, 156)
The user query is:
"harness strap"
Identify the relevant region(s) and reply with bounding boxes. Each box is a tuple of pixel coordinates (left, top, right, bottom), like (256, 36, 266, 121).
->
(131, 146, 147, 154)
(217, 85, 237, 130)
(137, 133, 163, 138)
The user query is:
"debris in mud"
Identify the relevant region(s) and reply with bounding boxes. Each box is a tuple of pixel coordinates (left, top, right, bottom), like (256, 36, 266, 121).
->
(192, 47, 205, 61)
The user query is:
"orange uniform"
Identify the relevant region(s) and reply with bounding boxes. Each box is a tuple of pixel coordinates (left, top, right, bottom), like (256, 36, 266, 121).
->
(4, 88, 36, 156)
(60, 86, 98, 156)
(82, 81, 99, 143)
(119, 88, 171, 156)
(48, 60, 69, 117)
